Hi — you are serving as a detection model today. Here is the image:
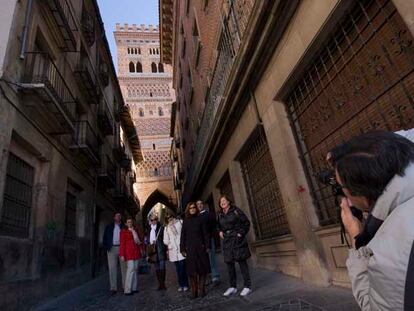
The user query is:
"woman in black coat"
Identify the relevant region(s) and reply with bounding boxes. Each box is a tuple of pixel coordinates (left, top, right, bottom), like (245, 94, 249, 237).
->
(217, 195, 252, 297)
(180, 202, 211, 298)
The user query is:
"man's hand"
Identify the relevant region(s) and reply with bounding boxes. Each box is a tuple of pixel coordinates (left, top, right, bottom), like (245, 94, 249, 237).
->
(120, 256, 125, 262)
(237, 233, 242, 238)
(340, 197, 362, 248)
(219, 231, 224, 239)
(181, 251, 187, 257)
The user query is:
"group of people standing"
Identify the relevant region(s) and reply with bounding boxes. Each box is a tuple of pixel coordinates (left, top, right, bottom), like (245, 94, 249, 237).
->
(103, 214, 144, 295)
(102, 195, 252, 299)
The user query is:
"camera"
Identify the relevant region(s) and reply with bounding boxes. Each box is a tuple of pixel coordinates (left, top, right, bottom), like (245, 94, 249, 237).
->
(318, 169, 364, 222)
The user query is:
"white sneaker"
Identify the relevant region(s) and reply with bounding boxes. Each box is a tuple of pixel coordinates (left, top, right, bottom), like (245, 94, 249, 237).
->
(182, 287, 189, 292)
(240, 288, 252, 296)
(223, 287, 237, 297)
(178, 287, 183, 292)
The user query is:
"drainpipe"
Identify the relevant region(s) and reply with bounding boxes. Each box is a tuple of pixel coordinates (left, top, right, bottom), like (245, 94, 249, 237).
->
(20, 0, 34, 59)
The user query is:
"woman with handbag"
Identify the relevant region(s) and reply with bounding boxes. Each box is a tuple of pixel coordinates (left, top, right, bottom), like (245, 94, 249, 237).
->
(119, 217, 142, 295)
(164, 214, 189, 292)
(218, 195, 252, 297)
(147, 215, 167, 290)
(180, 202, 211, 299)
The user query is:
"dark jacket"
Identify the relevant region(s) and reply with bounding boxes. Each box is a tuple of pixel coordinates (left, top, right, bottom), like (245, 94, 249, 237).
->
(103, 222, 124, 251)
(199, 209, 218, 238)
(180, 215, 211, 276)
(218, 206, 251, 263)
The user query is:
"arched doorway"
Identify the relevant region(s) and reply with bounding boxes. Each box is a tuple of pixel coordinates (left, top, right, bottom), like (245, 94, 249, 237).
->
(140, 189, 176, 231)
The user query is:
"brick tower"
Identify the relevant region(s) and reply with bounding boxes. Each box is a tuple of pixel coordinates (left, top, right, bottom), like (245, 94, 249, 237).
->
(114, 23, 175, 215)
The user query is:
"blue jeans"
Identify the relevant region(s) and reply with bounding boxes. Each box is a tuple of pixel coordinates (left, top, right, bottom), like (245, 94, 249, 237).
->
(210, 238, 220, 280)
(155, 260, 166, 271)
(174, 259, 189, 288)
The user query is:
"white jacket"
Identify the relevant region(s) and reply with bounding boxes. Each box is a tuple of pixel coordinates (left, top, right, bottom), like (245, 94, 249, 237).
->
(163, 219, 185, 262)
(346, 163, 414, 310)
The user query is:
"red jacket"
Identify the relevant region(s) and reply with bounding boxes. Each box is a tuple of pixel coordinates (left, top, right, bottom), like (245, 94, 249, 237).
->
(119, 228, 142, 261)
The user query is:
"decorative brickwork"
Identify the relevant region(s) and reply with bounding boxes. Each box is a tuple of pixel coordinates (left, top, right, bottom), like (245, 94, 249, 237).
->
(115, 24, 175, 207)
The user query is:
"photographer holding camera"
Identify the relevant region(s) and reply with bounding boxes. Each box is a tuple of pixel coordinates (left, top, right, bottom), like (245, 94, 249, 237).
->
(327, 131, 414, 311)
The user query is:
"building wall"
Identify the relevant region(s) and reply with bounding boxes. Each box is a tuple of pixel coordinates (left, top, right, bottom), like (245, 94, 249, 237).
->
(0, 1, 140, 309)
(114, 24, 175, 209)
(165, 0, 414, 288)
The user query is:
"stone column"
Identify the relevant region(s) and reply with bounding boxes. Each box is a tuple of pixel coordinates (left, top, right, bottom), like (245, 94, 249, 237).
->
(261, 100, 331, 286)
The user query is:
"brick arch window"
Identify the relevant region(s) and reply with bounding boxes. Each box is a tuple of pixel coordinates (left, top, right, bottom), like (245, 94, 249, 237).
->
(149, 49, 152, 55)
(127, 48, 130, 54)
(158, 107, 164, 116)
(136, 62, 142, 73)
(139, 108, 144, 117)
(151, 62, 157, 73)
(158, 63, 164, 73)
(138, 48, 141, 54)
(129, 61, 135, 73)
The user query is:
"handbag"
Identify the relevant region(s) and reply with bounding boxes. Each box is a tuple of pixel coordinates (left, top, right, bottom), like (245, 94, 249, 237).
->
(146, 228, 161, 263)
(138, 257, 150, 274)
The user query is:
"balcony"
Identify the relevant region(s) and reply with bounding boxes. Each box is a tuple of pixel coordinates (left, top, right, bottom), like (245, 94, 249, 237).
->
(112, 178, 128, 201)
(120, 155, 132, 171)
(98, 97, 114, 135)
(81, 9, 95, 46)
(186, 0, 255, 191)
(41, 0, 77, 52)
(97, 151, 116, 189)
(70, 121, 100, 164)
(74, 53, 98, 103)
(20, 52, 77, 134)
(113, 126, 126, 160)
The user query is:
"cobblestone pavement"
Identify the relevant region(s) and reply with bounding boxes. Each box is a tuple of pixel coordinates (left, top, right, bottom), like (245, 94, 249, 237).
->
(33, 259, 359, 311)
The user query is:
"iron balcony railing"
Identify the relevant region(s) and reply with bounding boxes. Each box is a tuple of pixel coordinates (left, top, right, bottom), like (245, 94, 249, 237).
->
(113, 175, 129, 200)
(97, 149, 117, 188)
(42, 0, 78, 51)
(74, 53, 98, 103)
(22, 52, 77, 133)
(186, 0, 255, 191)
(81, 9, 95, 46)
(98, 96, 114, 135)
(71, 121, 100, 163)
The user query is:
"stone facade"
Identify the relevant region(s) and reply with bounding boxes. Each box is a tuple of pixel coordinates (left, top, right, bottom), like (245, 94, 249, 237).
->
(114, 24, 175, 217)
(0, 1, 141, 310)
(161, 0, 414, 288)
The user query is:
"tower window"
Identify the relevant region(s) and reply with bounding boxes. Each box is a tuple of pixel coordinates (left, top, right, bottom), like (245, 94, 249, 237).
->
(129, 61, 135, 73)
(158, 63, 164, 73)
(136, 62, 143, 73)
(151, 62, 157, 73)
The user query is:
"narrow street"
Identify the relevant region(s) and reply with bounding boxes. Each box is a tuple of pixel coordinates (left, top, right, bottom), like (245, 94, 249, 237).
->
(34, 259, 358, 311)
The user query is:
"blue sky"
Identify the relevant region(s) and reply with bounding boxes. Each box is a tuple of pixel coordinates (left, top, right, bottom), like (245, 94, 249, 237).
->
(97, 0, 159, 68)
